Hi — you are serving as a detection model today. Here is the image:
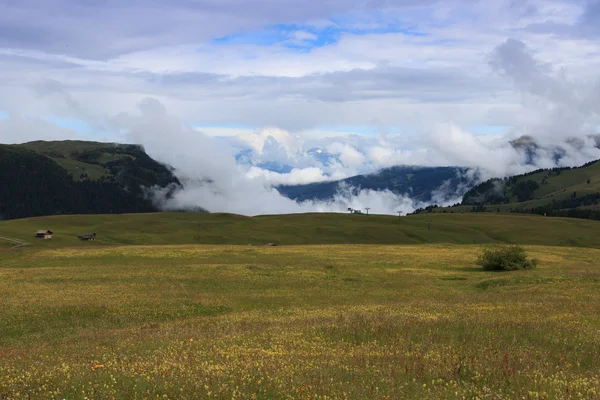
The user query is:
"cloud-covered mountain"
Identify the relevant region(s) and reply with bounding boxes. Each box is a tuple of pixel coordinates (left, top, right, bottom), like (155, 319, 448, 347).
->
(277, 166, 475, 204)
(220, 129, 350, 178)
(218, 127, 600, 180)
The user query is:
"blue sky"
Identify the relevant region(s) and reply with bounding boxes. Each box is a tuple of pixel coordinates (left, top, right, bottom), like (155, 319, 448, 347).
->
(212, 19, 426, 51)
(42, 116, 92, 134)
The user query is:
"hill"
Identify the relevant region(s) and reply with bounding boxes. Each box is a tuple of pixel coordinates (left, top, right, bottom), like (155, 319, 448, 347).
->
(19, 140, 180, 187)
(1, 212, 599, 248)
(0, 141, 185, 220)
(440, 159, 600, 220)
(277, 165, 474, 203)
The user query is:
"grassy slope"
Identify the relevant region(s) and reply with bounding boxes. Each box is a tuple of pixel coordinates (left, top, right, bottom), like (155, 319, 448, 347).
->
(0, 244, 598, 398)
(500, 160, 600, 204)
(511, 160, 600, 201)
(0, 212, 599, 248)
(19, 140, 132, 180)
(449, 161, 600, 214)
(499, 161, 600, 211)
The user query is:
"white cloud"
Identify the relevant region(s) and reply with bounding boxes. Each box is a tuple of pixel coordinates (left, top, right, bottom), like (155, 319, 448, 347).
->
(245, 166, 335, 186)
(325, 142, 366, 169)
(117, 98, 423, 215)
(4, 0, 599, 133)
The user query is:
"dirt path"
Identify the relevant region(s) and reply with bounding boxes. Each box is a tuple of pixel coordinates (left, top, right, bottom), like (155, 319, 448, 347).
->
(0, 236, 31, 248)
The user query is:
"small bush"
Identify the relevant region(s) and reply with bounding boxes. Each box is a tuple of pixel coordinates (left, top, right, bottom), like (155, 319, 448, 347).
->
(477, 245, 538, 271)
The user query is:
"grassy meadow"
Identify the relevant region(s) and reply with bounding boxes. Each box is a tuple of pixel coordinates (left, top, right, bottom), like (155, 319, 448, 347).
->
(1, 241, 599, 399)
(1, 212, 600, 248)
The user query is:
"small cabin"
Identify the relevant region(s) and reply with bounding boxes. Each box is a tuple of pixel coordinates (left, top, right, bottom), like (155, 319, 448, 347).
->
(78, 232, 97, 241)
(36, 230, 53, 239)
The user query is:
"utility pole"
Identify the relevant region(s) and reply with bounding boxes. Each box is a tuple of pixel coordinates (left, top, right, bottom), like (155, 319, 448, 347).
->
(397, 211, 402, 219)
(365, 207, 371, 216)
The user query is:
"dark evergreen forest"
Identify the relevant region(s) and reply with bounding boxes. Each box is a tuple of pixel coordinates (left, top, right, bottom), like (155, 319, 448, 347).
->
(0, 144, 183, 220)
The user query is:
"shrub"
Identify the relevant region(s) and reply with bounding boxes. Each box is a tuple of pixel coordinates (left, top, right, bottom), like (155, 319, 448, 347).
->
(477, 245, 538, 271)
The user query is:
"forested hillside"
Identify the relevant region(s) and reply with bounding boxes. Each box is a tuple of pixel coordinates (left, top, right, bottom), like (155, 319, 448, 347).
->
(0, 141, 185, 220)
(277, 165, 474, 203)
(419, 159, 600, 221)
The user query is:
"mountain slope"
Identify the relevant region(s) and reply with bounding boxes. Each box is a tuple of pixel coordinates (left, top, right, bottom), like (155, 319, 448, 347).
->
(277, 166, 474, 203)
(0, 141, 184, 220)
(428, 159, 600, 220)
(20, 140, 180, 188)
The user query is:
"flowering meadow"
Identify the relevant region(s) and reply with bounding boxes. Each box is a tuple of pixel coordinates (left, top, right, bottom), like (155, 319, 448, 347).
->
(1, 244, 599, 399)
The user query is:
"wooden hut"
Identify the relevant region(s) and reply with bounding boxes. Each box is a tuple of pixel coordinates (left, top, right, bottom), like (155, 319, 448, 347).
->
(35, 230, 53, 239)
(78, 233, 97, 241)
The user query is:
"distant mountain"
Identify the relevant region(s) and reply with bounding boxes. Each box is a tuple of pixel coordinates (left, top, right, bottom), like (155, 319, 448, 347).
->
(232, 142, 339, 173)
(277, 165, 475, 203)
(509, 134, 600, 165)
(0, 140, 192, 220)
(306, 147, 336, 166)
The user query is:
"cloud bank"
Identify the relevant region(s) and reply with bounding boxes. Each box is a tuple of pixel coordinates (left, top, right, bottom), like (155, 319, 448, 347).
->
(134, 38, 599, 215)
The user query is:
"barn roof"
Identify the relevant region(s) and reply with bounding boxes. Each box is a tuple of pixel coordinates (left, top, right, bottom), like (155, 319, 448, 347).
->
(36, 230, 53, 234)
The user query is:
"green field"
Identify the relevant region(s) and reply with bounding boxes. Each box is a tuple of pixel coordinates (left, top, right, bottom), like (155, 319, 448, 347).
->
(1, 213, 599, 399)
(1, 212, 600, 248)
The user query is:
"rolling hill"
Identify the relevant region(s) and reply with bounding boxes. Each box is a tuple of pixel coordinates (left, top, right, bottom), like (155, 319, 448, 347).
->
(422, 159, 600, 220)
(0, 140, 184, 220)
(0, 212, 599, 248)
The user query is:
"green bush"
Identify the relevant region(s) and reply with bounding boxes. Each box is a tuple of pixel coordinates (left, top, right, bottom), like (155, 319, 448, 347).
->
(477, 245, 538, 271)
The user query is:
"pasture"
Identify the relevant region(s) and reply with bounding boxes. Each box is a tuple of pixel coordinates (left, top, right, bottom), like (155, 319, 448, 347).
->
(1, 243, 599, 399)
(1, 212, 600, 248)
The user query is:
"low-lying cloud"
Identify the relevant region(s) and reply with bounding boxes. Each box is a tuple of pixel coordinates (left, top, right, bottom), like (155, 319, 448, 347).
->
(122, 38, 600, 216)
(120, 98, 437, 216)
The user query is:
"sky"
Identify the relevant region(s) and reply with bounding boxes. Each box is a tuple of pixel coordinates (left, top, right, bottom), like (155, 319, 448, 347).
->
(1, 0, 600, 214)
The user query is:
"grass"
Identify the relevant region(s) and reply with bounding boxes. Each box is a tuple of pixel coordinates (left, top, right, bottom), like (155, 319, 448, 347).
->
(437, 160, 600, 214)
(521, 161, 600, 200)
(0, 240, 14, 248)
(19, 140, 134, 179)
(0, 243, 599, 399)
(1, 212, 600, 248)
(48, 157, 109, 181)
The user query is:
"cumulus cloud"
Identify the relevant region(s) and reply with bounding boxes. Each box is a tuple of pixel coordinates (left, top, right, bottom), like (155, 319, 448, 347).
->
(245, 166, 336, 186)
(492, 38, 600, 135)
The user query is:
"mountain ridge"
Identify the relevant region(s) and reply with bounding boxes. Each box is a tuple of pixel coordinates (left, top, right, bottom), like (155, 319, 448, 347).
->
(277, 165, 475, 203)
(0, 140, 185, 220)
